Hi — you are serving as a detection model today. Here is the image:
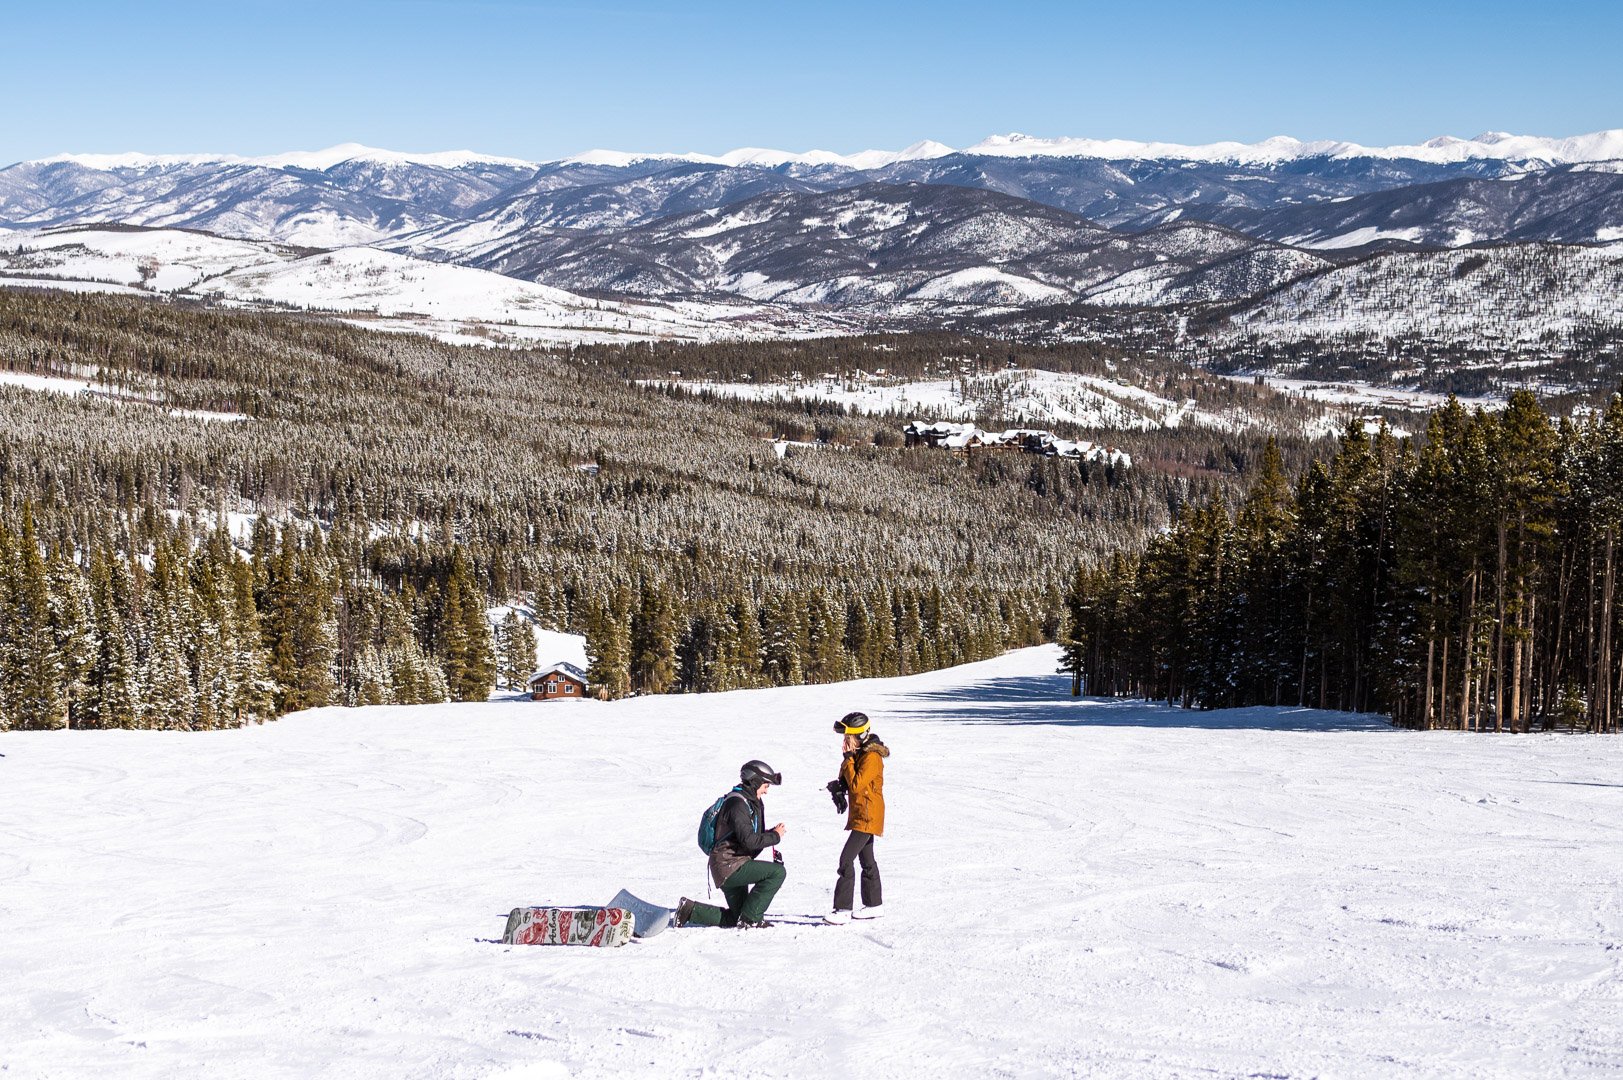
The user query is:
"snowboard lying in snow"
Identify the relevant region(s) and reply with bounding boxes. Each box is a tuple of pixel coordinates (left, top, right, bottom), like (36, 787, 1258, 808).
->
(502, 906, 634, 948)
(607, 890, 676, 938)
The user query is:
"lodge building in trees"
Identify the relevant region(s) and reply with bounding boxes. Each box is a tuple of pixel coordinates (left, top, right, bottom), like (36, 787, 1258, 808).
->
(903, 421, 1132, 469)
(528, 662, 589, 701)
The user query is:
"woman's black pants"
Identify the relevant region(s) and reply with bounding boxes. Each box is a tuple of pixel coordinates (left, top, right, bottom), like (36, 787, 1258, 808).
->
(833, 830, 881, 910)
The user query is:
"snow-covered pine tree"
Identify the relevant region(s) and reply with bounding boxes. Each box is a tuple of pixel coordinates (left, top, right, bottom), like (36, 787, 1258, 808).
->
(1058, 565, 1089, 697)
(584, 588, 632, 699)
(630, 578, 678, 695)
(2, 507, 68, 729)
(441, 548, 495, 701)
(144, 541, 198, 730)
(45, 544, 93, 728)
(82, 546, 140, 729)
(732, 592, 764, 689)
(227, 557, 274, 723)
(497, 609, 536, 690)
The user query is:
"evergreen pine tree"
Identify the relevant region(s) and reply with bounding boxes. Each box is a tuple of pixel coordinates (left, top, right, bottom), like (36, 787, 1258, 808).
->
(497, 609, 537, 690)
(450, 549, 496, 701)
(584, 589, 632, 699)
(6, 507, 68, 729)
(83, 545, 140, 729)
(1058, 565, 1089, 697)
(630, 578, 679, 694)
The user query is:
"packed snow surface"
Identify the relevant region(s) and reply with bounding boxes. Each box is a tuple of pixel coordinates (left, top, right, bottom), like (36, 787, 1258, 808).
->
(4, 646, 1620, 1078)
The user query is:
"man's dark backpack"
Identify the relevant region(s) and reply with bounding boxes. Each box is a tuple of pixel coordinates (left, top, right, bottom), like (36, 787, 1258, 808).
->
(696, 787, 755, 854)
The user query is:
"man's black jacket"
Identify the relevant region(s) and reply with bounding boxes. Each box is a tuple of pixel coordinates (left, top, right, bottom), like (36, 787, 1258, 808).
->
(718, 790, 780, 856)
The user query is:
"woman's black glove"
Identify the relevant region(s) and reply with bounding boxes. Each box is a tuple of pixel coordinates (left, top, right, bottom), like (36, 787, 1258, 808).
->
(826, 779, 848, 813)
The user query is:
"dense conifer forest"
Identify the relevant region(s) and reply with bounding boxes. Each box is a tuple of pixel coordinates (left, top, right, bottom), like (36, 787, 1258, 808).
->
(1060, 391, 1623, 732)
(968, 297, 1623, 405)
(0, 288, 1321, 730)
(6, 287, 1620, 733)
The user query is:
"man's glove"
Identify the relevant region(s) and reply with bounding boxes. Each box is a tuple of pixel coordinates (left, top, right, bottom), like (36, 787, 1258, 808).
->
(826, 779, 848, 813)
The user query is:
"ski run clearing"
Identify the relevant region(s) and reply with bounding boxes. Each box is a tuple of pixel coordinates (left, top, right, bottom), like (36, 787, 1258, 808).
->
(4, 646, 1621, 1080)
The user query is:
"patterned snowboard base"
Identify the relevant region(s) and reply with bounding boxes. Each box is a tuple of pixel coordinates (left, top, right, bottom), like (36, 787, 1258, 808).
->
(502, 906, 634, 947)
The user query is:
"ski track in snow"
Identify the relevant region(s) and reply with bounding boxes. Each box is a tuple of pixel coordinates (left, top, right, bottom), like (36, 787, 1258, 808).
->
(3, 646, 1621, 1079)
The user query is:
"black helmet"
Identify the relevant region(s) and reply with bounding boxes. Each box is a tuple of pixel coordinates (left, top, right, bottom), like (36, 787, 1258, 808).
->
(834, 711, 870, 735)
(740, 760, 782, 788)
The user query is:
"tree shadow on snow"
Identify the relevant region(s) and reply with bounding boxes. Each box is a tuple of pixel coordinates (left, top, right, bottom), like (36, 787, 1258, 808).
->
(899, 676, 1393, 732)
(1520, 779, 1623, 789)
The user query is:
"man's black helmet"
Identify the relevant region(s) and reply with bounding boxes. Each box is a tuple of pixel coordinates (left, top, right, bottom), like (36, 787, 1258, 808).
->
(740, 760, 782, 788)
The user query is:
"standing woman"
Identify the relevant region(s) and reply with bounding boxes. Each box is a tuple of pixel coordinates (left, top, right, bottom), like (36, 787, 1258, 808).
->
(824, 711, 889, 923)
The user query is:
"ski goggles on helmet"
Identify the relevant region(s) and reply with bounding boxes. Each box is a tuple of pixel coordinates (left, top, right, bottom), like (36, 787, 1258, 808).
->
(833, 711, 870, 736)
(740, 760, 782, 786)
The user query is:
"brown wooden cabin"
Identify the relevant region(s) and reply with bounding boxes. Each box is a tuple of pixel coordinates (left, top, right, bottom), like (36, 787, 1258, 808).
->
(527, 662, 589, 701)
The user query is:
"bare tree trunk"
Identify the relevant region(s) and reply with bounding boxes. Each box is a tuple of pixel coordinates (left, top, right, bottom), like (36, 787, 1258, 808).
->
(1522, 591, 1537, 731)
(1548, 548, 1574, 731)
(1602, 529, 1616, 734)
(1299, 593, 1312, 709)
(1461, 569, 1478, 732)
(1440, 635, 1452, 731)
(1509, 585, 1525, 735)
(1348, 650, 1359, 714)
(1424, 627, 1437, 730)
(1586, 543, 1599, 731)
(1495, 522, 1508, 732)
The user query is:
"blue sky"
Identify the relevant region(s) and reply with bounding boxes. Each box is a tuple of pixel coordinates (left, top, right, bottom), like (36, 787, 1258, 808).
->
(5, 0, 1619, 162)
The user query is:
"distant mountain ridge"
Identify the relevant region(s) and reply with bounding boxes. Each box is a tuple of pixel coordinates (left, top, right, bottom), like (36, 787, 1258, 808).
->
(7, 130, 1621, 252)
(447, 182, 1332, 310)
(2, 130, 1621, 358)
(20, 128, 1623, 170)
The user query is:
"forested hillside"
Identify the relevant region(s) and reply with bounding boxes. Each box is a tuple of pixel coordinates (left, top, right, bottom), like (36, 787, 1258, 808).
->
(1061, 391, 1623, 732)
(0, 288, 1314, 730)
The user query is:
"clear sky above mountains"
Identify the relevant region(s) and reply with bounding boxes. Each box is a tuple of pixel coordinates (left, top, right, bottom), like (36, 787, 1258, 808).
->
(7, 0, 1619, 163)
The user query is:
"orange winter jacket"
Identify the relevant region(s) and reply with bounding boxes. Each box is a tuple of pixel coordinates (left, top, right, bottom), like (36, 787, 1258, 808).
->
(839, 737, 889, 835)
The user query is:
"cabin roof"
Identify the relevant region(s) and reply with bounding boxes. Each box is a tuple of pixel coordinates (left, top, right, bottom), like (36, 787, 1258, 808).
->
(527, 661, 589, 685)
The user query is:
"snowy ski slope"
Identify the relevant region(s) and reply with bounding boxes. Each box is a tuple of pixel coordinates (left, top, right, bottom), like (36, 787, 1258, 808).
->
(3, 646, 1620, 1078)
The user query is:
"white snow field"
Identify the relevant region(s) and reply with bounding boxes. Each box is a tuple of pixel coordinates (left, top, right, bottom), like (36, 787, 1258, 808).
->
(656, 368, 1351, 438)
(3, 646, 1621, 1079)
(0, 227, 841, 346)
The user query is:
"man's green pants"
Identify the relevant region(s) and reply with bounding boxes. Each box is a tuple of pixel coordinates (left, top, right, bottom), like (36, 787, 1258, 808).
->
(686, 860, 786, 927)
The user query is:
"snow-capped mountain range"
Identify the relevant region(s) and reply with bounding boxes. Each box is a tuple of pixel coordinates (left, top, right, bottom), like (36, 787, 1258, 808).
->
(28, 128, 1623, 171)
(7, 128, 1623, 247)
(446, 183, 1332, 311)
(2, 129, 1621, 348)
